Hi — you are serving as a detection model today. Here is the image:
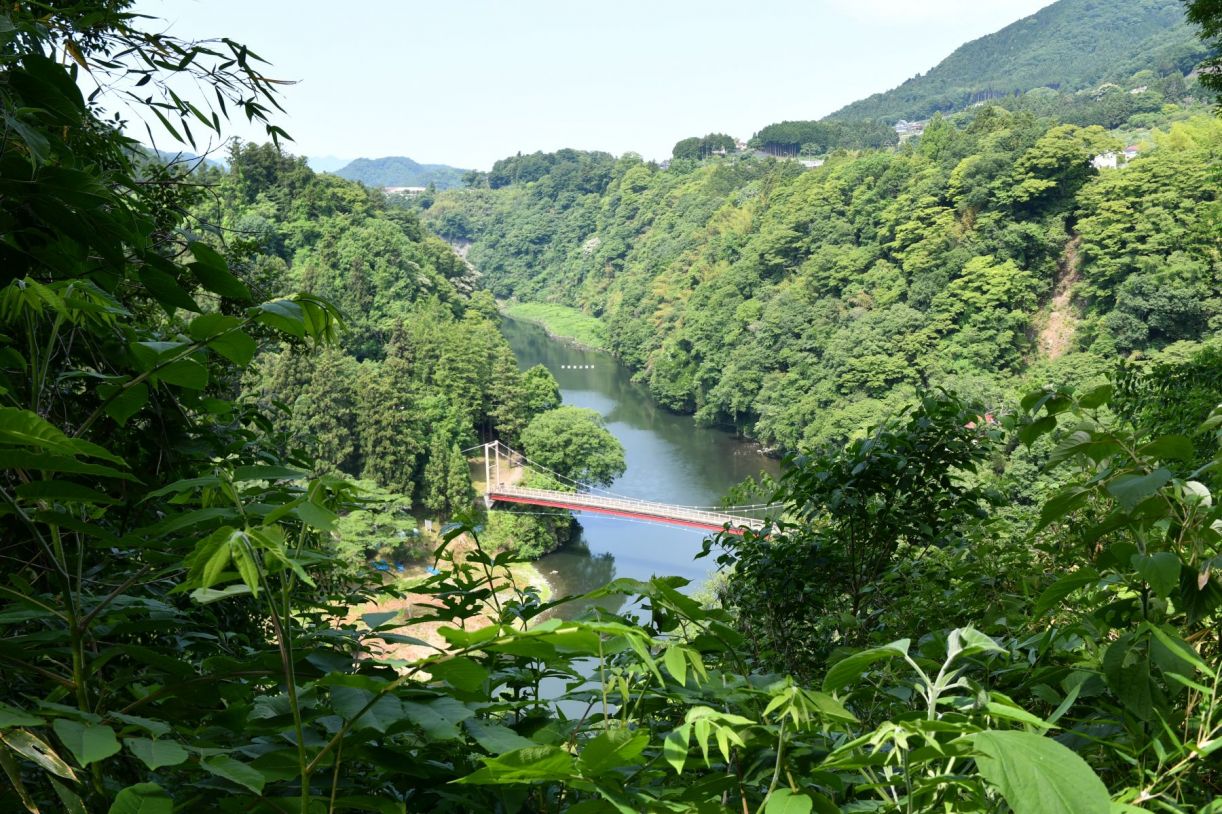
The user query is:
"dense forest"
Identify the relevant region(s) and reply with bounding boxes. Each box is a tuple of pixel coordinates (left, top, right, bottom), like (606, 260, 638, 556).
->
(193, 143, 612, 566)
(1, 1, 1220, 813)
(827, 0, 1208, 123)
(426, 80, 1219, 452)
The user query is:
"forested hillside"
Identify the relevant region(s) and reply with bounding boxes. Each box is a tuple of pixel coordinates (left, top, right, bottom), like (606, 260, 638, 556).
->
(828, 0, 1207, 123)
(186, 142, 592, 560)
(426, 97, 1220, 450)
(335, 155, 469, 189)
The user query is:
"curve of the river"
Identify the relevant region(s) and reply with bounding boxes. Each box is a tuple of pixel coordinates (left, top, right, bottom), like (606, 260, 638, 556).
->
(499, 316, 779, 606)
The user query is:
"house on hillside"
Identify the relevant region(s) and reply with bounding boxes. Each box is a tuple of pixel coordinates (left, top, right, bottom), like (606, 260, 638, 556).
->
(383, 186, 427, 196)
(1123, 145, 1140, 161)
(893, 119, 927, 137)
(1091, 152, 1118, 170)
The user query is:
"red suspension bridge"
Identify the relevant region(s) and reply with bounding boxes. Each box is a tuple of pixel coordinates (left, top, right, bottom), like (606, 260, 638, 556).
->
(480, 441, 772, 534)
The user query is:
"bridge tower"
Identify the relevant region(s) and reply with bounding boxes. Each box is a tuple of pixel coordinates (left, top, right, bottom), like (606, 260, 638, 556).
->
(482, 441, 500, 508)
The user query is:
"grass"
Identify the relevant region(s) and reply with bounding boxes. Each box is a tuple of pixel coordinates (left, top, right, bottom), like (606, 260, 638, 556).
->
(501, 301, 608, 351)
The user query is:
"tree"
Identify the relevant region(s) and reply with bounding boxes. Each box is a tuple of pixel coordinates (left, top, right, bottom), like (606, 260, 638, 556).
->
(357, 356, 424, 496)
(422, 435, 473, 520)
(520, 407, 626, 487)
(715, 394, 994, 677)
(292, 348, 361, 474)
(1185, 0, 1222, 102)
(521, 364, 561, 415)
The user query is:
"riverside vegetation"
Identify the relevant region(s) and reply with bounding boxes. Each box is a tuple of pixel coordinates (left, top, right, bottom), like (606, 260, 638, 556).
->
(1, 1, 1221, 813)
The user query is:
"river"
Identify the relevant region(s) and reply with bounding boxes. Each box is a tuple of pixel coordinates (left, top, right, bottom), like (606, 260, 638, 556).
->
(499, 316, 780, 608)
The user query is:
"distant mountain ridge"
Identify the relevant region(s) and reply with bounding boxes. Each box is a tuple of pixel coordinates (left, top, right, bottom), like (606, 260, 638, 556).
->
(335, 156, 469, 189)
(827, 0, 1206, 123)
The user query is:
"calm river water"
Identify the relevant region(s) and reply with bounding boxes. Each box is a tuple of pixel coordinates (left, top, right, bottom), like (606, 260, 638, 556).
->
(499, 316, 779, 607)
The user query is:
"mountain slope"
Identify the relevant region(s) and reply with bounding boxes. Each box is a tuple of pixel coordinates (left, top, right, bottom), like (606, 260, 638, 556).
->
(829, 0, 1206, 123)
(336, 155, 469, 189)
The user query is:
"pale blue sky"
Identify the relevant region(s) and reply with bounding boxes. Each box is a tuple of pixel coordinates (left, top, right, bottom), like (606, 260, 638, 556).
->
(131, 0, 1055, 169)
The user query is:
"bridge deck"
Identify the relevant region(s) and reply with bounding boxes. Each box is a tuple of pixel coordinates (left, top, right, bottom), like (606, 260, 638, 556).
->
(487, 484, 765, 533)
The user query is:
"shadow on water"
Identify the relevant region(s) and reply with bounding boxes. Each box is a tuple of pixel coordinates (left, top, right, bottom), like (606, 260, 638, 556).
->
(499, 315, 780, 617)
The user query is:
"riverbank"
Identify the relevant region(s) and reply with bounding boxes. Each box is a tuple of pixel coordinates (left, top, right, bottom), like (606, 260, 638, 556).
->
(500, 301, 608, 351)
(347, 540, 554, 662)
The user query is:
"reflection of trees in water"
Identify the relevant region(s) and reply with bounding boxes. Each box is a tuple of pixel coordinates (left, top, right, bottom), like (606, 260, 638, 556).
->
(537, 526, 627, 619)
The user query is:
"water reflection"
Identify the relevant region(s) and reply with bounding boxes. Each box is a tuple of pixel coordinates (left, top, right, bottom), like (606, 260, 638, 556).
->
(499, 315, 779, 607)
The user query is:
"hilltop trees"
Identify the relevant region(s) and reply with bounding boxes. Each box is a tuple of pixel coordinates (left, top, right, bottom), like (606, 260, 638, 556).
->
(672, 132, 737, 159)
(520, 406, 626, 486)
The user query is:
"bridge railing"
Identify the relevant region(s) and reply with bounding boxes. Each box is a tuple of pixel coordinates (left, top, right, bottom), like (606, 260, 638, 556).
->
(488, 484, 766, 531)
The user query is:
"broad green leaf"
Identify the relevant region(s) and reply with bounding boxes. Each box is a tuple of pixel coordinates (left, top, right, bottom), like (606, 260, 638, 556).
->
(663, 646, 687, 685)
(124, 738, 187, 770)
(1106, 469, 1172, 510)
(104, 382, 148, 426)
(230, 542, 261, 596)
(463, 719, 535, 754)
(456, 745, 575, 784)
(430, 657, 489, 692)
(361, 611, 400, 629)
(764, 789, 813, 814)
(1035, 486, 1091, 532)
(973, 730, 1109, 814)
(401, 697, 473, 741)
(578, 729, 649, 775)
(108, 713, 170, 738)
(52, 719, 120, 766)
(331, 687, 404, 734)
(254, 299, 306, 337)
(138, 266, 199, 313)
(0, 451, 138, 482)
(233, 464, 308, 482)
(1034, 568, 1099, 617)
(949, 626, 1005, 659)
(200, 755, 265, 794)
(1077, 384, 1112, 409)
(207, 330, 256, 367)
(1018, 415, 1057, 447)
(155, 357, 208, 390)
(985, 701, 1053, 730)
(189, 584, 252, 604)
(0, 407, 125, 464)
(1137, 435, 1194, 462)
(0, 704, 43, 728)
(1131, 552, 1180, 599)
(663, 725, 690, 775)
(187, 313, 242, 340)
(107, 783, 172, 814)
(823, 639, 910, 692)
(188, 242, 250, 301)
(295, 500, 338, 531)
(1102, 633, 1155, 721)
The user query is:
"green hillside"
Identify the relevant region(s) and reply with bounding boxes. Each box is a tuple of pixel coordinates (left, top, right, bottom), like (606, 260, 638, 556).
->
(426, 100, 1220, 451)
(828, 0, 1207, 123)
(335, 154, 469, 188)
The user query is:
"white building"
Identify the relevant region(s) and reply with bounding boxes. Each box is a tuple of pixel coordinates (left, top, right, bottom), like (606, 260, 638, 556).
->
(1091, 152, 1118, 170)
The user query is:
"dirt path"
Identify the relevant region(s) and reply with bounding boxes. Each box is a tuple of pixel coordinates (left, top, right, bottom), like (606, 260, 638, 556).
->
(1039, 235, 1082, 360)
